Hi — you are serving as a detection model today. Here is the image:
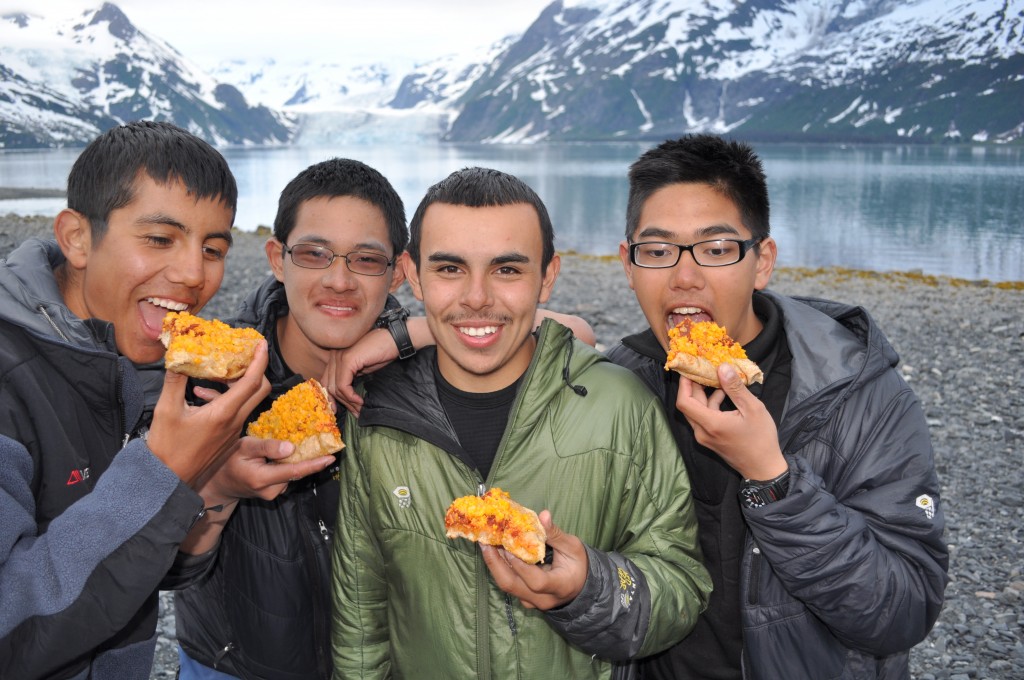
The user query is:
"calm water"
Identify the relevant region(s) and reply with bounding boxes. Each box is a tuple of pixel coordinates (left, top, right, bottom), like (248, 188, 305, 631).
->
(1, 142, 1022, 282)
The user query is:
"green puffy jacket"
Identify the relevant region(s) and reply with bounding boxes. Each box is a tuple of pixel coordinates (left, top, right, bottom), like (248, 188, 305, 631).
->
(331, 320, 710, 679)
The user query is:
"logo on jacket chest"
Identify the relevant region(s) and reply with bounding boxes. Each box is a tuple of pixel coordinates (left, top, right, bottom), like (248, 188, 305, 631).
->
(393, 485, 412, 508)
(66, 467, 91, 486)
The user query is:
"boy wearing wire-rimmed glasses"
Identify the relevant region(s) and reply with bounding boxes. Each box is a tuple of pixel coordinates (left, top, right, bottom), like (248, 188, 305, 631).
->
(172, 158, 409, 680)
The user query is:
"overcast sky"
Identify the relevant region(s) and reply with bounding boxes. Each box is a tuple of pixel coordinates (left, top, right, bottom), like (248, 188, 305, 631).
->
(1, 0, 558, 67)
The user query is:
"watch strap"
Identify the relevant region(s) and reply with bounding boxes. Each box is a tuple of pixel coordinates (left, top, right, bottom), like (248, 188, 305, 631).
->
(740, 470, 790, 509)
(386, 314, 415, 360)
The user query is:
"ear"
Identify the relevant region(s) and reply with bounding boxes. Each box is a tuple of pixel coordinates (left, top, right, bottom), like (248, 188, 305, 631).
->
(399, 252, 422, 301)
(618, 240, 636, 291)
(53, 209, 92, 270)
(387, 254, 407, 294)
(266, 238, 286, 282)
(538, 253, 560, 304)
(753, 237, 777, 291)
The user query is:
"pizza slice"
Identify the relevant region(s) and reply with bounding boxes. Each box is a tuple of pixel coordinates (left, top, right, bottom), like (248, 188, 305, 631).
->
(665, 318, 764, 388)
(444, 488, 547, 564)
(160, 311, 264, 380)
(246, 378, 345, 464)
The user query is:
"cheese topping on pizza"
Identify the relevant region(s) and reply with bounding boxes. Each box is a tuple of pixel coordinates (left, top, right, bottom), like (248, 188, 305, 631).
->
(161, 311, 263, 379)
(445, 488, 547, 564)
(664, 318, 763, 387)
(667, 318, 749, 365)
(247, 378, 341, 448)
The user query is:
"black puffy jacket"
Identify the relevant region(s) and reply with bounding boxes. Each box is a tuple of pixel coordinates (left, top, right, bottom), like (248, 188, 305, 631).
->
(608, 291, 948, 680)
(174, 276, 340, 680)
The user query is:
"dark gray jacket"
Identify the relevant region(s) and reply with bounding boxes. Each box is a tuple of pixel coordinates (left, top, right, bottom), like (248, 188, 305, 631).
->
(174, 276, 338, 680)
(607, 290, 948, 680)
(0, 239, 203, 680)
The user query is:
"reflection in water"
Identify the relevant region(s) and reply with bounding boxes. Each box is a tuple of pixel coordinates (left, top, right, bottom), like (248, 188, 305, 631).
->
(1, 143, 1021, 281)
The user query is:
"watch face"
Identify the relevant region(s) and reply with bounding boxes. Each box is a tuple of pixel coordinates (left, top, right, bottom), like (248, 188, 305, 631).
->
(740, 487, 767, 509)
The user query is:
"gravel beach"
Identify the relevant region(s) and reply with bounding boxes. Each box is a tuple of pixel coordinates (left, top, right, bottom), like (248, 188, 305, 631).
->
(2, 214, 1022, 679)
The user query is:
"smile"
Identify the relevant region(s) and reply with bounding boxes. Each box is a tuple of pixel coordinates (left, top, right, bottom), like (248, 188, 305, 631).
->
(458, 326, 498, 337)
(146, 297, 189, 311)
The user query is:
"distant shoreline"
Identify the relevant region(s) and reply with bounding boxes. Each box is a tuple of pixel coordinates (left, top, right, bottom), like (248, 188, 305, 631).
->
(0, 187, 66, 199)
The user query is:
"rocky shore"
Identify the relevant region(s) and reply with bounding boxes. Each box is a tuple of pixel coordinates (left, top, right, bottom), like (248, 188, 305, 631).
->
(2, 214, 1022, 679)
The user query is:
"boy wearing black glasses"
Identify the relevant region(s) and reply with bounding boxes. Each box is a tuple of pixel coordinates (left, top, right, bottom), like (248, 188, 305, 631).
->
(608, 134, 948, 679)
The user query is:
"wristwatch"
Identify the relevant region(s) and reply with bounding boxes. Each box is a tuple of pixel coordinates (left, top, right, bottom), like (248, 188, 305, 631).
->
(375, 307, 415, 360)
(739, 470, 790, 509)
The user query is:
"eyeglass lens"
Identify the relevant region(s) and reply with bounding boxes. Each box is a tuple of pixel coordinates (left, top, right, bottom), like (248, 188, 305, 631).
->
(288, 244, 390, 275)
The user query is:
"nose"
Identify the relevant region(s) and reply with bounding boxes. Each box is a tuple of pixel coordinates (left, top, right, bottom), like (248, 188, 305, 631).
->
(669, 249, 705, 289)
(321, 257, 358, 291)
(168, 246, 206, 289)
(461, 270, 493, 310)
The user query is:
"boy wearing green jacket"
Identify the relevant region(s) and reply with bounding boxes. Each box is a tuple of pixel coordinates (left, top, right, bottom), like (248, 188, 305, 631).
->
(331, 167, 710, 678)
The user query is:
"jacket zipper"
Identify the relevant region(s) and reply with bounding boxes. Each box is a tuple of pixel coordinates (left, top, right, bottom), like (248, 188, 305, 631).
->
(747, 545, 762, 605)
(306, 484, 331, 678)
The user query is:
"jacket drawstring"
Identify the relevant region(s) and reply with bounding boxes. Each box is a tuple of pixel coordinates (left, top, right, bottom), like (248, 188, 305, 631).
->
(562, 337, 588, 397)
(36, 304, 71, 343)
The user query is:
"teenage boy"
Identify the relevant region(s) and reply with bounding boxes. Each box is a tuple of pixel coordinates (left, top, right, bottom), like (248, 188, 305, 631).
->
(330, 167, 711, 678)
(173, 158, 407, 680)
(0, 121, 281, 679)
(607, 134, 948, 679)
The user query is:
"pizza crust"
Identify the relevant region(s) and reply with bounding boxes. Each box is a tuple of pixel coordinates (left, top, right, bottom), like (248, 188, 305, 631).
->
(665, 352, 764, 388)
(445, 488, 547, 564)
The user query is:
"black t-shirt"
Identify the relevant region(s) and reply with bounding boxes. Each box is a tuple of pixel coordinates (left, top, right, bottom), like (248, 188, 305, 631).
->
(640, 294, 792, 680)
(434, 361, 521, 480)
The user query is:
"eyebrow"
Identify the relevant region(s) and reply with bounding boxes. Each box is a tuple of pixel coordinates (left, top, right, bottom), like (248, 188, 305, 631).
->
(298, 236, 389, 254)
(636, 224, 740, 242)
(427, 252, 531, 266)
(138, 213, 234, 246)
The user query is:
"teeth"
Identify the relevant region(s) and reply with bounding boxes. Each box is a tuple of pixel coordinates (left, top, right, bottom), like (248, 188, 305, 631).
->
(322, 304, 355, 312)
(459, 326, 498, 337)
(146, 297, 188, 311)
(672, 307, 703, 315)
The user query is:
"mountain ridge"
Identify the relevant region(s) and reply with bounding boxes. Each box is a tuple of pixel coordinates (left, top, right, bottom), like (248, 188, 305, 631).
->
(1, 0, 1021, 148)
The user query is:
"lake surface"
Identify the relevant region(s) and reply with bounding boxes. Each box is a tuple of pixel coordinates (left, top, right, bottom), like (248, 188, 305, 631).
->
(1, 142, 1021, 282)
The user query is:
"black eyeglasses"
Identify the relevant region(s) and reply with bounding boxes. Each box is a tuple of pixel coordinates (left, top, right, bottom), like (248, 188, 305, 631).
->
(628, 237, 762, 268)
(283, 243, 394, 276)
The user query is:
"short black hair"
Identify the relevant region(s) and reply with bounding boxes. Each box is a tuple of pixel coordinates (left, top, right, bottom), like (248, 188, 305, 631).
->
(273, 158, 407, 255)
(408, 166, 554, 271)
(66, 121, 237, 241)
(626, 134, 770, 241)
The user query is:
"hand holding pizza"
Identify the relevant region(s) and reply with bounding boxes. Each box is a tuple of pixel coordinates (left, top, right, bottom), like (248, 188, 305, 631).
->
(147, 340, 272, 486)
(480, 510, 589, 611)
(675, 363, 787, 482)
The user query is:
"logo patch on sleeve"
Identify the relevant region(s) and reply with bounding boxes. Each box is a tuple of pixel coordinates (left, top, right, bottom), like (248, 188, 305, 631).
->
(915, 494, 935, 519)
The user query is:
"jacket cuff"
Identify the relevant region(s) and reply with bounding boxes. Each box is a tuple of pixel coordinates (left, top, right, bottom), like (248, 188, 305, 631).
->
(543, 544, 651, 661)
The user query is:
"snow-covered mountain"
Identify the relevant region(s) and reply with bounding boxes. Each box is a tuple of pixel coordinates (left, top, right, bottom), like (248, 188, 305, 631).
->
(205, 39, 518, 146)
(0, 3, 292, 148)
(1, 1, 1021, 148)
(444, 0, 1024, 143)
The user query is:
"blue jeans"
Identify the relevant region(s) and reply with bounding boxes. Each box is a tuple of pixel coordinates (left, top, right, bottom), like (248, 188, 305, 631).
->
(177, 647, 239, 680)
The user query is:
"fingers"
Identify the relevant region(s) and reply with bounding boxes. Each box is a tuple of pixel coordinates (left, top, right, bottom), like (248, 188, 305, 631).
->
(715, 363, 755, 411)
(323, 352, 365, 417)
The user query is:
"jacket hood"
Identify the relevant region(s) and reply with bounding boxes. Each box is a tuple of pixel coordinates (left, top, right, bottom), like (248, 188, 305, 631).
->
(234, 274, 287, 335)
(761, 290, 900, 450)
(0, 238, 109, 351)
(359, 318, 601, 456)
